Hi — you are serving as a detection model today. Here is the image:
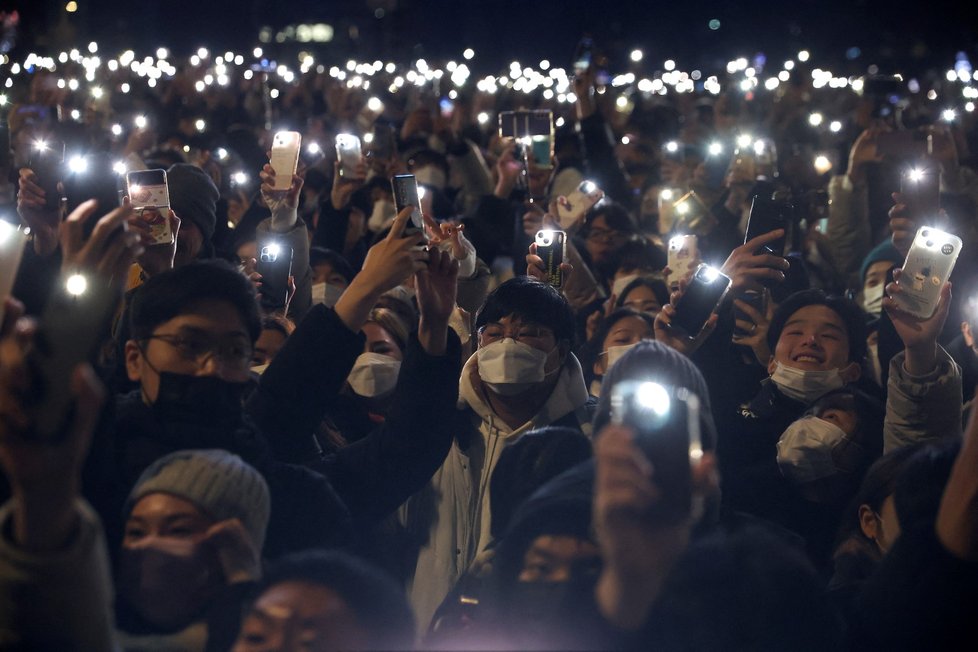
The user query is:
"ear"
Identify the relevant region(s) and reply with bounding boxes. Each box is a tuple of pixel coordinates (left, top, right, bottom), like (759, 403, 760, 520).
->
(962, 322, 973, 348)
(594, 355, 607, 377)
(766, 355, 778, 376)
(125, 340, 145, 382)
(858, 505, 879, 541)
(841, 361, 862, 384)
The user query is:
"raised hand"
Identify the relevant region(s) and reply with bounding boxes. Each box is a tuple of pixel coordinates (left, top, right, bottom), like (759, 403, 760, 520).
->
(883, 269, 951, 375)
(415, 248, 460, 356)
(61, 198, 142, 284)
(260, 163, 304, 221)
(653, 281, 719, 357)
(127, 209, 181, 277)
(16, 168, 61, 256)
(719, 229, 789, 294)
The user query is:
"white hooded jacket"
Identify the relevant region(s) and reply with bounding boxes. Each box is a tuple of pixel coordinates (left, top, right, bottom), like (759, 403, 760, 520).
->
(401, 350, 591, 631)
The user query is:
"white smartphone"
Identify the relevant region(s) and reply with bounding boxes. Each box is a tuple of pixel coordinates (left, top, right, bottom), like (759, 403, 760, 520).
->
(667, 234, 699, 288)
(896, 226, 962, 319)
(335, 133, 363, 179)
(127, 169, 172, 245)
(270, 131, 301, 190)
(0, 221, 28, 325)
(558, 180, 604, 229)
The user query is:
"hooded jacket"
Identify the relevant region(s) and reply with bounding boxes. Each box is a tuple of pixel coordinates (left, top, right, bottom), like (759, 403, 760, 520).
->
(401, 351, 592, 631)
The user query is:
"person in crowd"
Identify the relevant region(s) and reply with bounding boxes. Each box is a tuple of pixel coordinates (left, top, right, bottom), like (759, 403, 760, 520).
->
(583, 307, 655, 395)
(251, 314, 296, 371)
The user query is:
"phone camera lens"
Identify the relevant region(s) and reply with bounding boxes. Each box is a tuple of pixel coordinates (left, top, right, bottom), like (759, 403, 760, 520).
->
(926, 240, 934, 248)
(921, 229, 930, 237)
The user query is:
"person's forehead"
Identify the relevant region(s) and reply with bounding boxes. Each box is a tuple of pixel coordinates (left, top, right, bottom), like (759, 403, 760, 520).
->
(784, 305, 847, 332)
(155, 300, 249, 336)
(487, 314, 549, 329)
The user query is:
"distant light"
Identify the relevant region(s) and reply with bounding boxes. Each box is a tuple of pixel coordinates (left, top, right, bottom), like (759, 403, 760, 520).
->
(709, 19, 721, 30)
(664, 59, 676, 71)
(660, 188, 675, 201)
(307, 142, 321, 155)
(156, 47, 169, 59)
(555, 116, 565, 127)
(111, 123, 123, 136)
(540, 59, 550, 70)
(216, 148, 229, 161)
(135, 115, 148, 129)
(708, 142, 723, 156)
(630, 49, 643, 63)
(90, 86, 103, 98)
(195, 119, 206, 132)
(621, 136, 631, 145)
(70, 109, 81, 121)
(65, 1, 78, 13)
(665, 141, 679, 153)
(967, 102, 976, 113)
(808, 112, 824, 126)
(616, 95, 628, 109)
(87, 41, 97, 54)
(813, 155, 833, 175)
(65, 274, 87, 296)
(736, 134, 753, 149)
(463, 48, 475, 60)
(113, 161, 127, 175)
(367, 96, 383, 112)
(784, 60, 795, 71)
(232, 171, 249, 186)
(798, 50, 810, 62)
(942, 108, 957, 122)
(927, 89, 938, 100)
(477, 111, 490, 125)
(829, 120, 843, 133)
(253, 47, 263, 58)
(197, 47, 209, 59)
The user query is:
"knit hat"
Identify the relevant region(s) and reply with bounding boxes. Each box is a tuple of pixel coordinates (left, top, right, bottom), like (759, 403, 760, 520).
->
(859, 241, 904, 283)
(126, 449, 271, 551)
(167, 163, 219, 243)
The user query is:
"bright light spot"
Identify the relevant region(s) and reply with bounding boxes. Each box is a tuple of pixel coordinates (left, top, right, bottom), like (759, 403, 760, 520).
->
(540, 59, 550, 70)
(156, 47, 168, 59)
(68, 155, 88, 174)
(664, 59, 676, 71)
(463, 48, 475, 60)
(134, 115, 148, 129)
(65, 274, 87, 296)
(65, 1, 78, 13)
(70, 109, 81, 121)
(908, 168, 924, 182)
(113, 161, 127, 175)
(555, 116, 565, 128)
(942, 108, 957, 122)
(367, 96, 383, 112)
(253, 47, 263, 58)
(708, 18, 721, 30)
(265, 243, 281, 257)
(87, 41, 98, 54)
(616, 95, 628, 109)
(708, 142, 723, 156)
(665, 141, 679, 153)
(813, 155, 832, 174)
(307, 142, 321, 155)
(621, 136, 631, 145)
(417, 186, 427, 200)
(798, 50, 810, 62)
(195, 119, 206, 132)
(676, 201, 690, 215)
(765, 78, 779, 90)
(197, 47, 209, 59)
(111, 123, 123, 136)
(967, 102, 976, 113)
(927, 90, 938, 100)
(808, 112, 823, 126)
(232, 171, 249, 186)
(477, 111, 490, 125)
(736, 134, 753, 149)
(91, 86, 103, 98)
(829, 120, 843, 133)
(630, 49, 643, 63)
(636, 382, 670, 415)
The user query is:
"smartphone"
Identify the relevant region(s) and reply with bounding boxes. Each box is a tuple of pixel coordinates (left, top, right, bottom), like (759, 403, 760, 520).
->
(667, 234, 698, 288)
(876, 130, 929, 161)
(672, 190, 716, 236)
(61, 152, 125, 235)
(610, 380, 703, 523)
(335, 133, 363, 179)
(900, 166, 941, 220)
(370, 123, 397, 161)
(535, 229, 566, 288)
(0, 221, 28, 325)
(558, 180, 604, 229)
(671, 264, 731, 338)
(733, 289, 767, 338)
(895, 226, 962, 319)
(745, 194, 789, 256)
(256, 241, 294, 311)
(28, 140, 65, 210)
(391, 174, 425, 237)
(498, 110, 554, 169)
(27, 269, 120, 441)
(127, 169, 171, 245)
(269, 131, 301, 190)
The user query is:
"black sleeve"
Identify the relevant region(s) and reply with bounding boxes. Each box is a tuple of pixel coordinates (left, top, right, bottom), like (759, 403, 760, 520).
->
(577, 112, 632, 209)
(319, 329, 462, 523)
(311, 200, 352, 252)
(245, 304, 364, 463)
(11, 243, 62, 317)
(851, 525, 978, 650)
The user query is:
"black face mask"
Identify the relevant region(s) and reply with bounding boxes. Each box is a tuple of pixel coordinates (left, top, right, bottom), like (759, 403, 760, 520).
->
(150, 372, 248, 426)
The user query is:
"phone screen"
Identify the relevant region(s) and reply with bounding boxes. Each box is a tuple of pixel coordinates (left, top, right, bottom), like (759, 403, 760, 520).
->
(391, 174, 424, 235)
(745, 195, 788, 255)
(672, 265, 730, 337)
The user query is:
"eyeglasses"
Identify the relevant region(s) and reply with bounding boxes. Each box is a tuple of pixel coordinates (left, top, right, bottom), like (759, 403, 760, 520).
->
(140, 333, 254, 370)
(477, 323, 555, 344)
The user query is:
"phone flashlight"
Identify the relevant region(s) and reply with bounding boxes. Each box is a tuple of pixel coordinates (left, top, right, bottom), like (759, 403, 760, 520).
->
(417, 186, 427, 200)
(367, 97, 384, 112)
(33, 139, 49, 152)
(307, 142, 321, 155)
(232, 171, 248, 186)
(537, 229, 556, 246)
(581, 180, 597, 193)
(134, 115, 148, 129)
(676, 201, 690, 216)
(813, 154, 833, 175)
(907, 168, 925, 182)
(707, 142, 723, 157)
(67, 155, 88, 174)
(665, 141, 680, 153)
(111, 124, 123, 136)
(113, 161, 127, 175)
(941, 108, 957, 123)
(808, 112, 824, 127)
(698, 264, 721, 283)
(264, 243, 281, 259)
(65, 273, 88, 297)
(660, 188, 675, 202)
(736, 134, 753, 149)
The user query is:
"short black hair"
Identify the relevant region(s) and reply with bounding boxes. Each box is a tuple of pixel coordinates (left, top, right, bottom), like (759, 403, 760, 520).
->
(893, 440, 959, 535)
(129, 259, 262, 343)
(615, 276, 671, 310)
(255, 550, 415, 650)
(584, 201, 638, 235)
(766, 289, 868, 364)
(475, 277, 576, 345)
(583, 308, 655, 385)
(615, 238, 667, 274)
(309, 246, 355, 284)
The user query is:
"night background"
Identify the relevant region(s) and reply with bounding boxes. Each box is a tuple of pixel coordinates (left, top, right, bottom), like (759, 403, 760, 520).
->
(4, 0, 976, 72)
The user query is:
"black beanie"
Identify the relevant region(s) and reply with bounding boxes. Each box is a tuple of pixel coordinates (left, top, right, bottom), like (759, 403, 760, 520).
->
(167, 163, 219, 243)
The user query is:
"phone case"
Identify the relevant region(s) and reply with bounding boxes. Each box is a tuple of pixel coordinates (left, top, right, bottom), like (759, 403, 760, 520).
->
(535, 230, 566, 288)
(558, 182, 604, 229)
(896, 227, 962, 319)
(667, 235, 698, 287)
(900, 166, 941, 219)
(335, 134, 362, 179)
(391, 175, 424, 235)
(610, 381, 702, 523)
(270, 131, 301, 190)
(257, 243, 295, 310)
(127, 170, 171, 245)
(745, 195, 788, 256)
(672, 265, 731, 338)
(29, 273, 120, 441)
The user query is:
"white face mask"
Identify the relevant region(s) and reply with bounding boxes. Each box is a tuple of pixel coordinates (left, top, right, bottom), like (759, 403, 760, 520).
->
(477, 338, 555, 396)
(312, 282, 345, 307)
(770, 362, 846, 404)
(867, 342, 882, 387)
(611, 274, 641, 299)
(604, 342, 638, 371)
(776, 415, 851, 484)
(368, 198, 397, 233)
(862, 284, 885, 317)
(383, 285, 416, 307)
(251, 363, 269, 375)
(347, 352, 402, 398)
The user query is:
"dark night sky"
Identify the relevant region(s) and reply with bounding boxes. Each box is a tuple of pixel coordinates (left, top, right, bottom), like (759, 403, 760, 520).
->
(5, 0, 976, 73)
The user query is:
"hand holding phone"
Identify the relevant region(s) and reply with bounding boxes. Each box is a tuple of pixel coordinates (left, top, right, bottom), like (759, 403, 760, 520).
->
(670, 264, 731, 339)
(744, 195, 789, 256)
(557, 180, 604, 229)
(534, 229, 567, 288)
(28, 140, 65, 211)
(391, 174, 425, 239)
(127, 169, 171, 245)
(270, 131, 301, 190)
(892, 226, 961, 319)
(256, 241, 294, 312)
(335, 133, 363, 179)
(666, 235, 698, 289)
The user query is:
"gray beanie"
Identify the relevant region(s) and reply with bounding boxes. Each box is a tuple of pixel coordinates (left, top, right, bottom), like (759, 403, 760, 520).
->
(167, 163, 219, 243)
(126, 449, 271, 551)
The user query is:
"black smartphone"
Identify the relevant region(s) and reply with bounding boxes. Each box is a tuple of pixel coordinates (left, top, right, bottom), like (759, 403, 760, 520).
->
(671, 264, 731, 338)
(391, 174, 425, 237)
(62, 152, 124, 219)
(256, 241, 294, 311)
(371, 123, 397, 161)
(745, 194, 789, 256)
(900, 166, 941, 220)
(534, 229, 566, 288)
(733, 289, 767, 338)
(28, 139, 65, 210)
(610, 380, 703, 523)
(28, 270, 121, 441)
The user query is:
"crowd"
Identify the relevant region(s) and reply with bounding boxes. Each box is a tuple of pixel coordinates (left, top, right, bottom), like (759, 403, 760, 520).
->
(0, 35, 977, 651)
